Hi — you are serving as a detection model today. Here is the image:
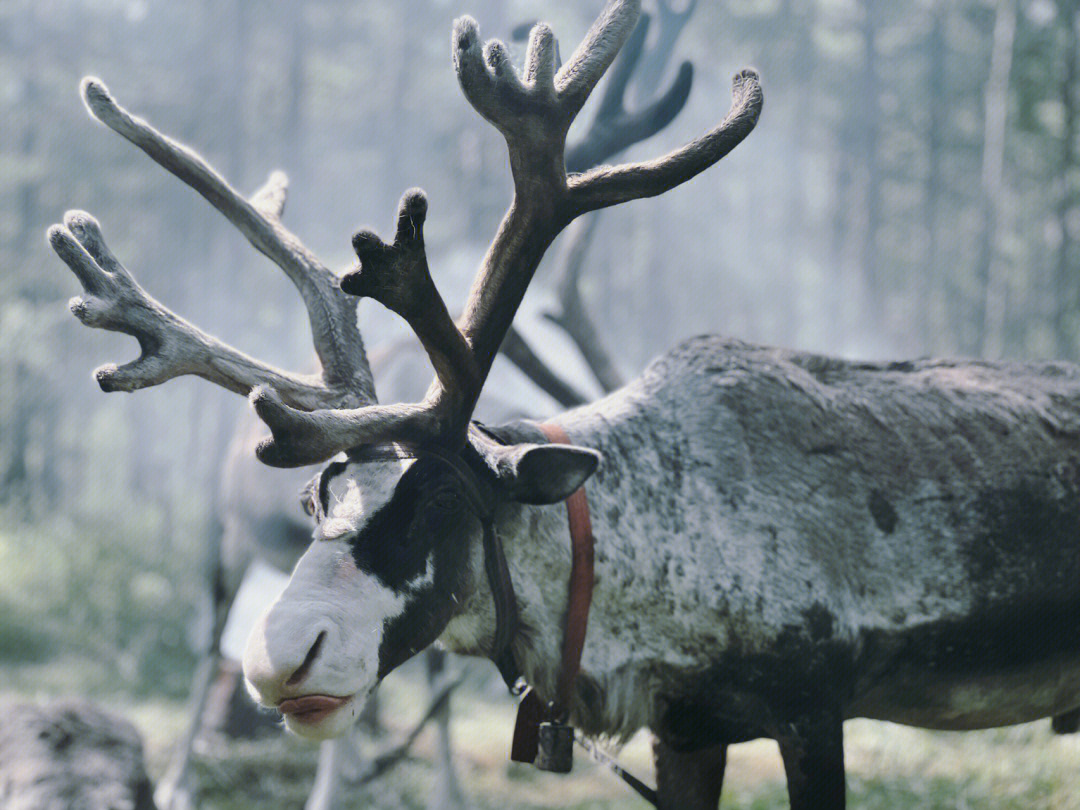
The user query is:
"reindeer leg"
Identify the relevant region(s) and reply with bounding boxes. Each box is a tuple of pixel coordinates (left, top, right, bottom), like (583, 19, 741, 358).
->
(776, 709, 846, 810)
(653, 738, 727, 810)
(155, 529, 245, 810)
(1052, 708, 1080, 734)
(426, 648, 467, 810)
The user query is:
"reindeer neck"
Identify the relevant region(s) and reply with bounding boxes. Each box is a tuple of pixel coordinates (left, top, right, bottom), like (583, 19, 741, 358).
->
(437, 493, 572, 699)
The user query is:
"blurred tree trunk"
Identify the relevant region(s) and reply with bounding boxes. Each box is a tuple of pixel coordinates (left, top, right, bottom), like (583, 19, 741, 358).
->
(1, 365, 30, 501)
(778, 0, 815, 346)
(1054, 0, 1080, 359)
(284, 0, 308, 184)
(858, 0, 884, 332)
(921, 0, 947, 352)
(973, 0, 1017, 358)
(829, 153, 854, 349)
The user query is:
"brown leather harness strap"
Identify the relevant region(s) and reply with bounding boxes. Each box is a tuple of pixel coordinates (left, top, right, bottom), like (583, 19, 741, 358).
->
(494, 426, 653, 801)
(537, 422, 596, 721)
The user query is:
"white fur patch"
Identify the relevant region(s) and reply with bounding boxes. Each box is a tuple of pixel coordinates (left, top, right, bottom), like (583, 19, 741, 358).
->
(243, 456, 436, 741)
(317, 457, 414, 541)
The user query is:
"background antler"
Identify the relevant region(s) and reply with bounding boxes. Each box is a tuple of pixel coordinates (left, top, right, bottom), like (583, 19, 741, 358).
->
(251, 0, 762, 466)
(503, 7, 698, 403)
(563, 10, 693, 175)
(49, 78, 375, 412)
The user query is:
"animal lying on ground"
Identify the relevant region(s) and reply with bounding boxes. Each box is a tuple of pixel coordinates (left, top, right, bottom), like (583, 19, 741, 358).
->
(0, 701, 155, 810)
(49, 1, 1080, 807)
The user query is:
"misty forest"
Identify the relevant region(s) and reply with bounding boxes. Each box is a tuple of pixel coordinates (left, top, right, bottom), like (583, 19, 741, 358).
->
(5, 0, 1080, 808)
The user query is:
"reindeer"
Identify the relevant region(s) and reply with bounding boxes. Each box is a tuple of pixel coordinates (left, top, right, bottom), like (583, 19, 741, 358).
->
(49, 1, 1080, 808)
(0, 701, 155, 810)
(153, 9, 698, 810)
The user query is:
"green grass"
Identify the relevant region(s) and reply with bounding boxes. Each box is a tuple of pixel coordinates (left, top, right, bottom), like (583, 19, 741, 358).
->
(2, 504, 1079, 808)
(3, 639, 1080, 808)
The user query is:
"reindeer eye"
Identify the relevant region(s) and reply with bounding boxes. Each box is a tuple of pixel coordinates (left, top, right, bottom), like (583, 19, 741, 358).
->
(301, 496, 317, 518)
(431, 490, 458, 511)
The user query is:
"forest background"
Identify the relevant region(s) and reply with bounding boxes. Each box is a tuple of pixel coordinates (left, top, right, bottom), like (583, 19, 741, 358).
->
(3, 1, 1080, 807)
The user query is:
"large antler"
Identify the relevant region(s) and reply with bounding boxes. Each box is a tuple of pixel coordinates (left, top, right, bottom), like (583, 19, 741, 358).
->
(564, 9, 693, 174)
(502, 8, 697, 403)
(251, 0, 762, 466)
(49, 79, 375, 413)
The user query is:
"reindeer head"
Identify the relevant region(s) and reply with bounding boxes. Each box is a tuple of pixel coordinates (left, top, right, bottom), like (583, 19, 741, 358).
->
(50, 0, 761, 740)
(243, 433, 598, 738)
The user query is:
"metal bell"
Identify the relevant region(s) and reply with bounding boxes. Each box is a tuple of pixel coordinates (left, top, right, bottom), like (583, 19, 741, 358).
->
(535, 720, 574, 773)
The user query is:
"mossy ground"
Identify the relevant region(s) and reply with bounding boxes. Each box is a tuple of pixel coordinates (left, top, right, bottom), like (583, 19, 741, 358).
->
(6, 653, 1077, 809)
(3, 511, 1078, 809)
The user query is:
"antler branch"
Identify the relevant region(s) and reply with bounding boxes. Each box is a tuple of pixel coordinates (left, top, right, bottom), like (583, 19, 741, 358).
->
(454, 1, 644, 372)
(249, 0, 762, 467)
(538, 8, 703, 394)
(555, 0, 643, 118)
(568, 68, 762, 214)
(49, 211, 332, 409)
(70, 78, 374, 402)
(633, 0, 700, 101)
(564, 12, 693, 173)
(342, 190, 481, 417)
(500, 326, 590, 407)
(541, 215, 625, 392)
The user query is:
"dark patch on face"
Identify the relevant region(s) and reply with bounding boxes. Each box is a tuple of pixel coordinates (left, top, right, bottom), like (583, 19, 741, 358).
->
(322, 456, 483, 679)
(868, 489, 898, 534)
(317, 459, 350, 518)
(376, 542, 470, 679)
(344, 458, 472, 590)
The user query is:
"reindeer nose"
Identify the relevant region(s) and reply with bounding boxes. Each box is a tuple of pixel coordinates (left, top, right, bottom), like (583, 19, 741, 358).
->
(242, 607, 331, 704)
(286, 631, 327, 687)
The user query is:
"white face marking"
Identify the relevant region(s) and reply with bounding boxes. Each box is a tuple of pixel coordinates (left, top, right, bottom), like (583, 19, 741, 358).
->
(318, 457, 414, 541)
(242, 455, 437, 741)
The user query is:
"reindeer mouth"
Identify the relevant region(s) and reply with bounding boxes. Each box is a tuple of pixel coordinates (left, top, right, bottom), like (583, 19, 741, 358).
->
(278, 694, 352, 725)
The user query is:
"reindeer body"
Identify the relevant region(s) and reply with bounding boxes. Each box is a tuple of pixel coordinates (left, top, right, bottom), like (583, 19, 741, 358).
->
(448, 335, 1080, 751)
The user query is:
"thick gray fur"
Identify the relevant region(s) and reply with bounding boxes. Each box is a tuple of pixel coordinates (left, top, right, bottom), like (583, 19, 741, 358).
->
(425, 334, 1080, 810)
(0, 701, 156, 810)
(463, 335, 1080, 736)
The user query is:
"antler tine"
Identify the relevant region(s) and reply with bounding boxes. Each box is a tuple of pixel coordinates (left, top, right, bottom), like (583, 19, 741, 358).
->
(250, 170, 289, 219)
(251, 389, 433, 467)
(632, 0, 700, 101)
(564, 12, 694, 172)
(568, 68, 763, 214)
(342, 190, 481, 429)
(78, 78, 374, 401)
(592, 11, 649, 125)
(555, 0, 643, 117)
(49, 211, 332, 409)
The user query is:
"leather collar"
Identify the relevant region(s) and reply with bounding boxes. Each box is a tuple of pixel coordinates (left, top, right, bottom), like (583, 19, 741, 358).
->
(536, 422, 596, 721)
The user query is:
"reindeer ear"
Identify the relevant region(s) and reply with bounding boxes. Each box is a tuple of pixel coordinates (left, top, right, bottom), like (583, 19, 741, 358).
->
(474, 441, 601, 505)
